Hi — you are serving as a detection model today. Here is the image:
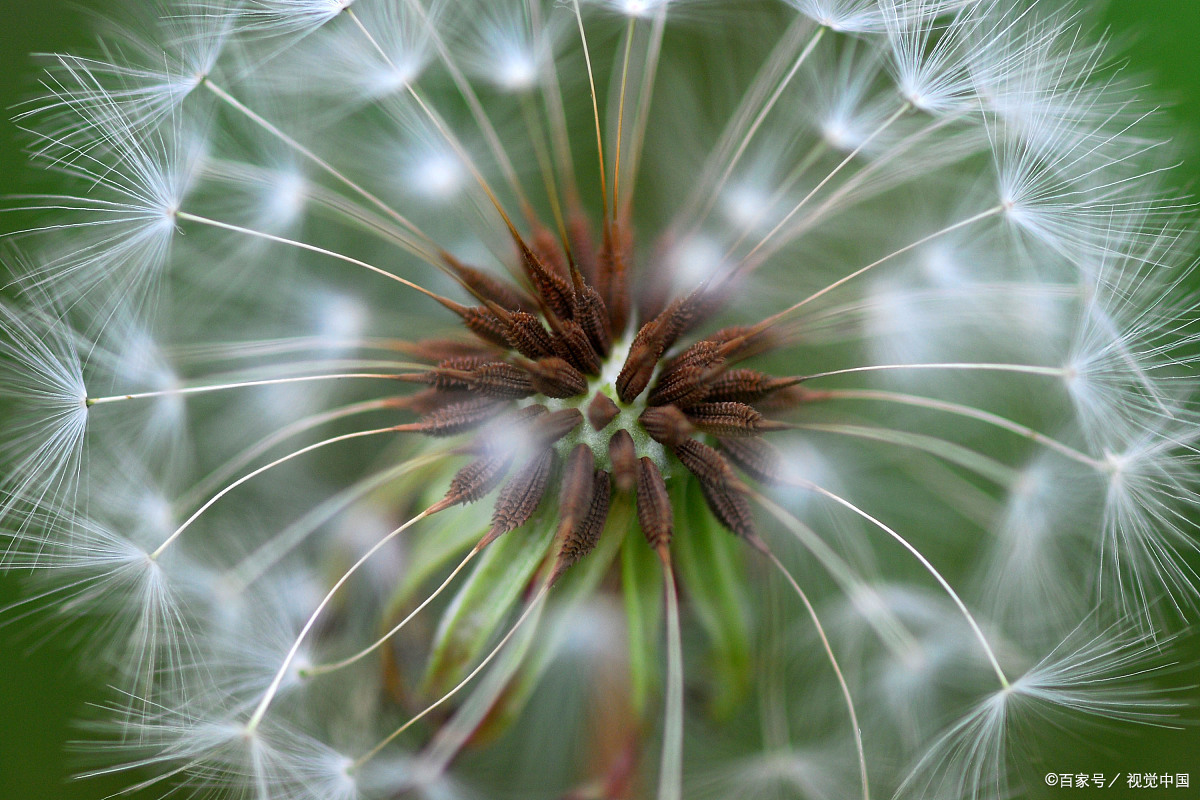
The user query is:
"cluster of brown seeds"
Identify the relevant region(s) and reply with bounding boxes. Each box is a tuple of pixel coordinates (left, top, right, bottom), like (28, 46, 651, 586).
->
(391, 219, 814, 575)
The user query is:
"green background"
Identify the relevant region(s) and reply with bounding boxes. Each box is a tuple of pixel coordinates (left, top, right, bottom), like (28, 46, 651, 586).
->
(2, 2, 1199, 798)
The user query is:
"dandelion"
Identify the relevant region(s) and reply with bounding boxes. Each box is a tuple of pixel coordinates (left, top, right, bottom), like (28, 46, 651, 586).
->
(2, 1, 1198, 798)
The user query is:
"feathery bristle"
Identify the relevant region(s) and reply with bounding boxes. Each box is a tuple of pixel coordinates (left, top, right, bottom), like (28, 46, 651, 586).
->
(8, 3, 1198, 798)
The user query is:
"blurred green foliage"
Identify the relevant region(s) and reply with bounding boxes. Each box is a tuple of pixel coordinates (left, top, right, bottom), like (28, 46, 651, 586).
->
(1, 2, 1199, 798)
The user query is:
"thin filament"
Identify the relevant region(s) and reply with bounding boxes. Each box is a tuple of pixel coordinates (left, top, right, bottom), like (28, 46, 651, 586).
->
(571, 0, 610, 222)
(86, 372, 404, 407)
(696, 26, 827, 226)
(801, 481, 1011, 688)
(750, 206, 1005, 333)
(731, 103, 911, 264)
(201, 79, 433, 246)
(819, 389, 1102, 468)
(657, 549, 684, 800)
(150, 425, 402, 560)
(801, 361, 1065, 382)
(173, 211, 452, 304)
(761, 546, 869, 800)
(352, 584, 551, 769)
(612, 17, 637, 222)
(245, 503, 442, 731)
(180, 397, 403, 512)
(302, 543, 483, 678)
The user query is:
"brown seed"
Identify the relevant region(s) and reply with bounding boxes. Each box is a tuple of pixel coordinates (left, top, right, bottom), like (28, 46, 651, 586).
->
(443, 448, 515, 506)
(674, 438, 741, 491)
(391, 338, 498, 363)
(706, 325, 752, 345)
(639, 406, 694, 448)
(394, 371, 447, 389)
(424, 361, 534, 398)
(648, 346, 726, 407)
(659, 339, 722, 376)
(697, 478, 757, 540)
(519, 242, 575, 321)
(530, 225, 569, 280)
(685, 402, 787, 437)
(486, 448, 556, 544)
(456, 402, 547, 453)
(443, 252, 534, 311)
(439, 354, 496, 372)
(555, 319, 603, 375)
(528, 407, 584, 446)
(461, 362, 535, 399)
(568, 207, 598, 284)
(755, 384, 827, 412)
(615, 325, 662, 403)
(503, 311, 558, 360)
(457, 404, 547, 455)
(557, 443, 596, 535)
(406, 396, 507, 437)
(707, 324, 776, 360)
(573, 282, 612, 358)
(587, 393, 621, 431)
(635, 457, 673, 550)
(392, 388, 474, 416)
(701, 370, 803, 404)
(526, 357, 588, 398)
(597, 224, 632, 334)
(554, 469, 612, 581)
(655, 288, 710, 352)
(608, 429, 638, 493)
(460, 306, 513, 348)
(718, 437, 788, 485)
(511, 404, 549, 423)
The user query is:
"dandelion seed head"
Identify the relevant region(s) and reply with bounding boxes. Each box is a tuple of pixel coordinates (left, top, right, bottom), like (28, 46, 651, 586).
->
(590, 0, 673, 20)
(899, 621, 1178, 798)
(236, 0, 357, 36)
(393, 132, 470, 203)
(784, 0, 893, 32)
(660, 233, 727, 292)
(310, 290, 369, 345)
(263, 168, 311, 227)
(461, 3, 562, 93)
